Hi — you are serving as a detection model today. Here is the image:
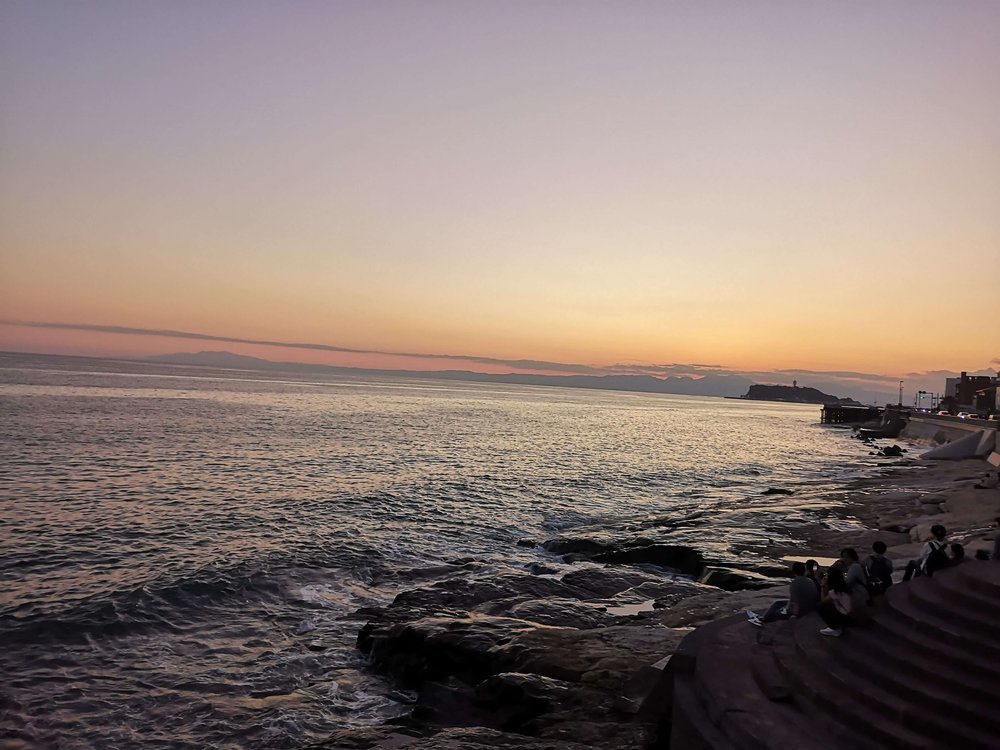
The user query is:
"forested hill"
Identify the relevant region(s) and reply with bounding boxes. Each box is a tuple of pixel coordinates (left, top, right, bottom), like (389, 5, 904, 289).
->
(741, 384, 859, 405)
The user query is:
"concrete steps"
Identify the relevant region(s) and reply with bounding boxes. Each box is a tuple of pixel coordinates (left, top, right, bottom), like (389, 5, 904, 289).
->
(956, 559, 1000, 597)
(669, 562, 1000, 749)
(780, 617, 998, 750)
(905, 575, 999, 641)
(749, 631, 885, 750)
(883, 575, 1000, 660)
(950, 564, 1000, 615)
(840, 621, 1000, 713)
(868, 604, 1000, 685)
(771, 620, 933, 750)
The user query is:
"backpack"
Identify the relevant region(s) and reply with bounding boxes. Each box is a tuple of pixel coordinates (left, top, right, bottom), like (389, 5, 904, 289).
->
(865, 555, 892, 595)
(924, 540, 950, 576)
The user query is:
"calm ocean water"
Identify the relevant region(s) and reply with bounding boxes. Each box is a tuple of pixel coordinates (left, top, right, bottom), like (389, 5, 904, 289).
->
(0, 353, 871, 749)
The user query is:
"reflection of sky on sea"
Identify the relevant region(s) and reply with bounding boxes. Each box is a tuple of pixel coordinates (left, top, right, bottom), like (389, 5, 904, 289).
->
(0, 357, 876, 748)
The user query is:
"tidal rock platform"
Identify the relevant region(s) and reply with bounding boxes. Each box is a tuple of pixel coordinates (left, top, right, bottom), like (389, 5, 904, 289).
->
(669, 562, 1000, 749)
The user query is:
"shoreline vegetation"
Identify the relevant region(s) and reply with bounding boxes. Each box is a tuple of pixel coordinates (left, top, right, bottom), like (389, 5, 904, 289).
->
(308, 451, 1000, 749)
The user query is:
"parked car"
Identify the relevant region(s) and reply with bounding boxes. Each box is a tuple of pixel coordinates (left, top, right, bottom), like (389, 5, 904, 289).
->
(955, 412, 978, 419)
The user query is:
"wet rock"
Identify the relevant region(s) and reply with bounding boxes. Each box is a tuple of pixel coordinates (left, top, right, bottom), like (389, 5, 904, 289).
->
(526, 563, 559, 576)
(360, 614, 542, 687)
(876, 445, 905, 457)
(412, 677, 497, 728)
(609, 579, 706, 604)
(353, 598, 687, 749)
(541, 538, 612, 557)
(492, 622, 687, 690)
(474, 672, 577, 730)
(306, 725, 591, 749)
(762, 487, 794, 495)
(590, 544, 705, 576)
(476, 597, 619, 629)
(878, 491, 921, 503)
(375, 561, 484, 585)
(539, 537, 705, 577)
(558, 568, 676, 599)
(700, 567, 781, 591)
(516, 539, 537, 548)
(392, 575, 574, 610)
(919, 503, 943, 515)
(879, 522, 916, 534)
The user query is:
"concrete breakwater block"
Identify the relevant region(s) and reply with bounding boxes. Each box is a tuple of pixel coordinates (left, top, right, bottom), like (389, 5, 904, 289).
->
(921, 430, 994, 460)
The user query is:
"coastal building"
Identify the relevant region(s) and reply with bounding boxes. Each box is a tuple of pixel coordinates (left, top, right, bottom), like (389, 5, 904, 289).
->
(945, 377, 960, 399)
(955, 371, 998, 408)
(976, 384, 999, 413)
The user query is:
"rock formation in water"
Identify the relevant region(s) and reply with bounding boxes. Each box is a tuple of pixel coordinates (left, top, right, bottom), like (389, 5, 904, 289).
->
(740, 384, 860, 405)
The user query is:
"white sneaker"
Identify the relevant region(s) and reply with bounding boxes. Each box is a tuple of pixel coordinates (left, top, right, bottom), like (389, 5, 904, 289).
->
(820, 627, 842, 637)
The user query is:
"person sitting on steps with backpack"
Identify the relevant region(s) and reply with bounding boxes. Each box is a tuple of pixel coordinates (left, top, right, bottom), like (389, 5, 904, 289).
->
(864, 540, 894, 595)
(817, 566, 855, 637)
(902, 524, 949, 581)
(840, 547, 870, 597)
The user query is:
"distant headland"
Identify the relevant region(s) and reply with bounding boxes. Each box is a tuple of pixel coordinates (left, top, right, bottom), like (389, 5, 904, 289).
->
(733, 383, 862, 406)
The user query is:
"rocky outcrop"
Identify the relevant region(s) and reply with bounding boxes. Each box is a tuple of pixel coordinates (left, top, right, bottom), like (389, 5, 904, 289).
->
(348, 561, 721, 749)
(741, 384, 858, 405)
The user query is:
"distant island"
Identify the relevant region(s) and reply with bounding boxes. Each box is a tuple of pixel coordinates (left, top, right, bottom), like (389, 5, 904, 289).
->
(734, 383, 861, 405)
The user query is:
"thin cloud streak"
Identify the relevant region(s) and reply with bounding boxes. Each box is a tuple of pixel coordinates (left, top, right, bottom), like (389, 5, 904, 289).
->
(605, 363, 734, 376)
(0, 320, 604, 375)
(3, 320, 989, 401)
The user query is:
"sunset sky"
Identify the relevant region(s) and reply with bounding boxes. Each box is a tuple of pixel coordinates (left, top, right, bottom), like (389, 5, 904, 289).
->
(1, 2, 998, 394)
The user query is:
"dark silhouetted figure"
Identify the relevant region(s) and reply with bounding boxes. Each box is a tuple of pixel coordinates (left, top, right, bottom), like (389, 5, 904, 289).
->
(805, 558, 822, 593)
(840, 547, 868, 596)
(817, 566, 851, 637)
(748, 561, 821, 626)
(902, 525, 947, 581)
(865, 540, 894, 594)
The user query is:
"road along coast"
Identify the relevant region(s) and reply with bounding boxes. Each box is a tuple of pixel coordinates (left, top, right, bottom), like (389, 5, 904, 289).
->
(304, 450, 1000, 750)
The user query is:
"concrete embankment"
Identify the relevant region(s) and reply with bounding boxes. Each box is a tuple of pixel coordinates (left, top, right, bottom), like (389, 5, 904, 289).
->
(901, 413, 996, 446)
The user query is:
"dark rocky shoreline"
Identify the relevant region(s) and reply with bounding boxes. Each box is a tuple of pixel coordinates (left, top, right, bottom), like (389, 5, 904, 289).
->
(304, 511, 823, 749)
(299, 453, 1000, 750)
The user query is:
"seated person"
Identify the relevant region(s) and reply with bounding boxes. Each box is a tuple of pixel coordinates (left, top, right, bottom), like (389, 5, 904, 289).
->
(805, 559, 823, 593)
(817, 566, 854, 637)
(864, 540, 894, 594)
(840, 547, 869, 595)
(902, 524, 948, 581)
(748, 561, 821, 626)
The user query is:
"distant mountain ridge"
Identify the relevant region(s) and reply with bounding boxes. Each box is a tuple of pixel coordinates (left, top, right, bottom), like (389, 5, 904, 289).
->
(146, 350, 756, 397)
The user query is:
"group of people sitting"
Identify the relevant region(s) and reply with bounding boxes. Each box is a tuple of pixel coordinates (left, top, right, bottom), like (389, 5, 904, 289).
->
(746, 521, 994, 637)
